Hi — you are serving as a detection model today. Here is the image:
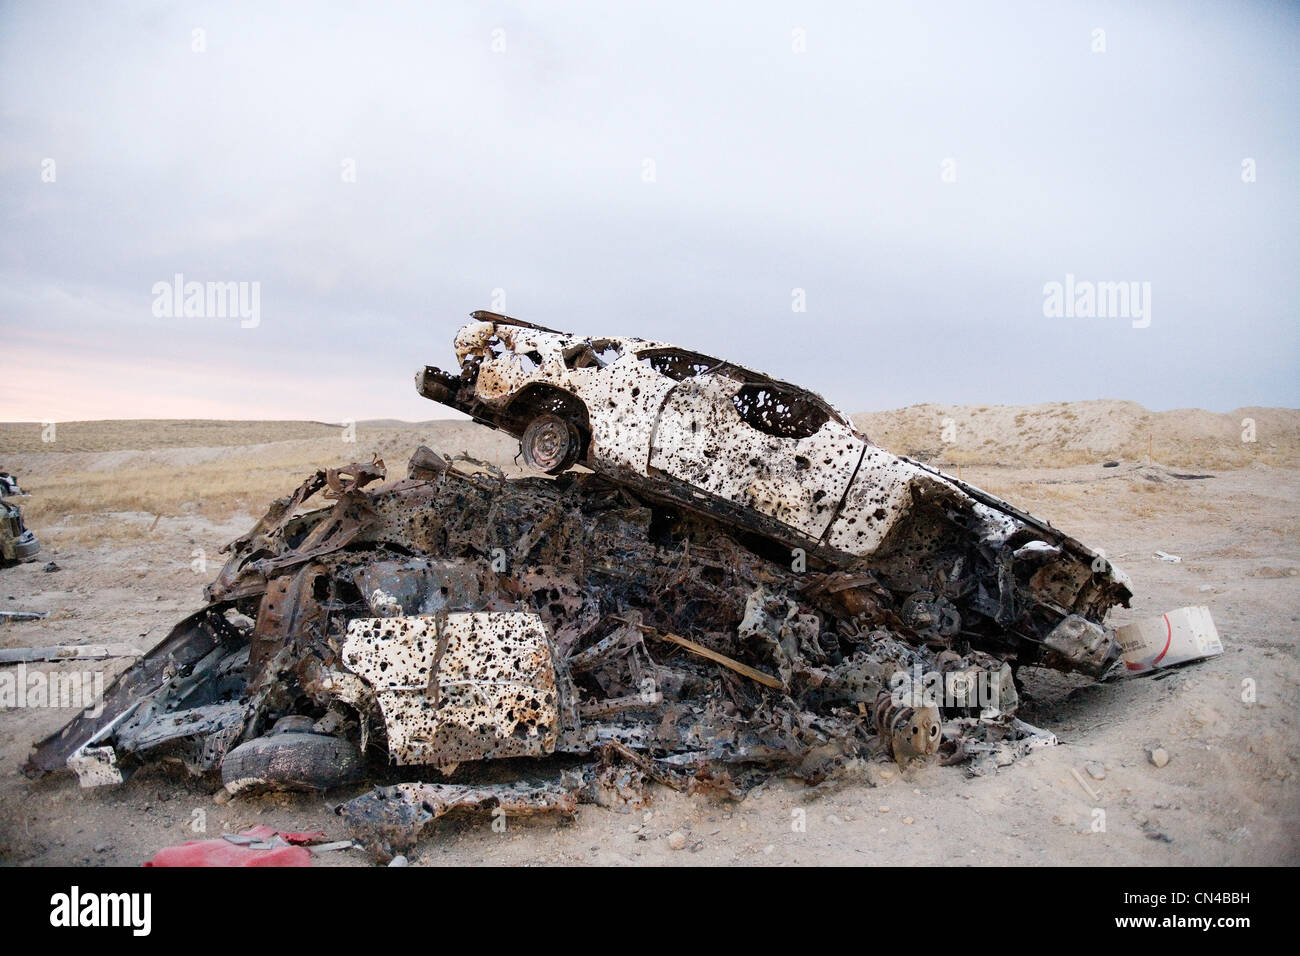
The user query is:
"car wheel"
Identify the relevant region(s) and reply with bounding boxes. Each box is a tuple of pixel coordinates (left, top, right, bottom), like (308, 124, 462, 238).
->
(521, 414, 580, 474)
(221, 731, 363, 795)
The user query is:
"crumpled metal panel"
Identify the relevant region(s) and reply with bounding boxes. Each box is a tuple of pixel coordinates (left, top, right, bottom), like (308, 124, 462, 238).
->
(115, 700, 247, 771)
(68, 745, 123, 788)
(341, 612, 559, 770)
(352, 558, 483, 617)
(340, 781, 579, 860)
(25, 606, 242, 779)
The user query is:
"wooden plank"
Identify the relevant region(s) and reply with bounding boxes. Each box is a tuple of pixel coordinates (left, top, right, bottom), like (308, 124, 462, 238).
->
(610, 617, 783, 690)
(656, 631, 784, 689)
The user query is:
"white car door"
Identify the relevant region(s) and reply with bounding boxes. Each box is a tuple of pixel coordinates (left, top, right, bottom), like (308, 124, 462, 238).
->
(647, 369, 866, 540)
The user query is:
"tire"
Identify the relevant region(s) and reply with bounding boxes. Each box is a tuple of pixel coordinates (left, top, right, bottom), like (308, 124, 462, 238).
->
(520, 414, 581, 474)
(221, 732, 363, 795)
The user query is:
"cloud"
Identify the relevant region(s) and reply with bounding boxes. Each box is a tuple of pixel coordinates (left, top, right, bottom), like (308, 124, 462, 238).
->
(1, 0, 1296, 421)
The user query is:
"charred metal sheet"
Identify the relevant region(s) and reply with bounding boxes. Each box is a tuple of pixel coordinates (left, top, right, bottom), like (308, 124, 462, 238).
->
(339, 781, 578, 860)
(407, 445, 450, 480)
(323, 455, 385, 497)
(204, 459, 385, 603)
(25, 606, 245, 778)
(946, 718, 1058, 776)
(67, 744, 124, 788)
(1, 471, 40, 563)
(341, 612, 559, 770)
(353, 558, 484, 618)
(115, 701, 247, 772)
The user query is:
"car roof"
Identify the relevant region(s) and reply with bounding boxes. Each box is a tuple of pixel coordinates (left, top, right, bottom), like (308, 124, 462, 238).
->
(468, 310, 857, 430)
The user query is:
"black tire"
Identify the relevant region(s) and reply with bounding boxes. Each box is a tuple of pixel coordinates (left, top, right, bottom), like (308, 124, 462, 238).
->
(520, 413, 580, 474)
(221, 732, 363, 795)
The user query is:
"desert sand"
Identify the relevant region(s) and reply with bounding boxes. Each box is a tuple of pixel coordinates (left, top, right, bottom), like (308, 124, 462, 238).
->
(1, 401, 1296, 866)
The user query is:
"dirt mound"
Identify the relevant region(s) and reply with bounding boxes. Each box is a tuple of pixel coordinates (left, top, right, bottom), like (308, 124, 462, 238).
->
(853, 400, 1299, 468)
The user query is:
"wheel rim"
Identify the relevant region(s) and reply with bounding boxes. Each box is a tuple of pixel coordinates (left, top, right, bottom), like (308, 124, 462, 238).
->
(524, 417, 573, 472)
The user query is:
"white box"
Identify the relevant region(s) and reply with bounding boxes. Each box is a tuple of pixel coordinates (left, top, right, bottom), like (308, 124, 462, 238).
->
(1117, 605, 1223, 673)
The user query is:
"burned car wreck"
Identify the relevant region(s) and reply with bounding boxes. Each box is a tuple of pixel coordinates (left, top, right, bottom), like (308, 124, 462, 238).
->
(27, 313, 1133, 860)
(418, 312, 1132, 674)
(1, 472, 40, 564)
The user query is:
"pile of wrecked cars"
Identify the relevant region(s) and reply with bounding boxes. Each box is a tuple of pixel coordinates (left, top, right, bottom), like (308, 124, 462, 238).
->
(26, 311, 1134, 860)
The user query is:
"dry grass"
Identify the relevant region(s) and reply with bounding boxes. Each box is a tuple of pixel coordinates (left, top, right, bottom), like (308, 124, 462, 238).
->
(9, 422, 518, 549)
(23, 462, 306, 548)
(25, 460, 297, 519)
(0, 419, 346, 454)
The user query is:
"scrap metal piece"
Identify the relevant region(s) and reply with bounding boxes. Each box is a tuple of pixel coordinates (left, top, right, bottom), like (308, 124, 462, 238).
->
(68, 745, 125, 788)
(339, 781, 578, 860)
(114, 700, 247, 775)
(0, 611, 51, 626)
(353, 559, 484, 618)
(899, 590, 961, 644)
(24, 606, 244, 778)
(407, 445, 449, 480)
(946, 717, 1059, 775)
(324, 455, 385, 498)
(65, 702, 142, 787)
(1040, 614, 1120, 674)
(873, 690, 942, 767)
(341, 612, 560, 770)
(0, 471, 40, 563)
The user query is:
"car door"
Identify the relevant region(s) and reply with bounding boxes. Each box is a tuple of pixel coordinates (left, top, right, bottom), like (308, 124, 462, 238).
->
(647, 367, 866, 540)
(568, 341, 682, 476)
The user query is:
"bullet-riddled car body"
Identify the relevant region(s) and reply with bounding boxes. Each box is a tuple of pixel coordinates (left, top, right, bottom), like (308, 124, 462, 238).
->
(417, 311, 1133, 676)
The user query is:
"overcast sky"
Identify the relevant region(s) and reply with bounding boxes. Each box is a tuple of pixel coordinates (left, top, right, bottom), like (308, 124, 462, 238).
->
(1, 0, 1296, 423)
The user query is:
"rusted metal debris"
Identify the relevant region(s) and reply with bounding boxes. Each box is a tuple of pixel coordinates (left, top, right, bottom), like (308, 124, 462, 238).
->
(340, 782, 579, 861)
(1, 472, 40, 564)
(27, 313, 1138, 859)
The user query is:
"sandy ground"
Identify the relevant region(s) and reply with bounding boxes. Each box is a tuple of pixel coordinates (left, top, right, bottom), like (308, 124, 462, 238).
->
(1, 405, 1296, 867)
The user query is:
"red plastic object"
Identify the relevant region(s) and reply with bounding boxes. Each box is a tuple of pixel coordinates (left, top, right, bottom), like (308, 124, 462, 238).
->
(143, 826, 313, 867)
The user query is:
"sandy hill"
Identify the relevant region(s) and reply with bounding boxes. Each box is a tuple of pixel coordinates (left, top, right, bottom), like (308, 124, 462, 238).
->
(852, 400, 1298, 468)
